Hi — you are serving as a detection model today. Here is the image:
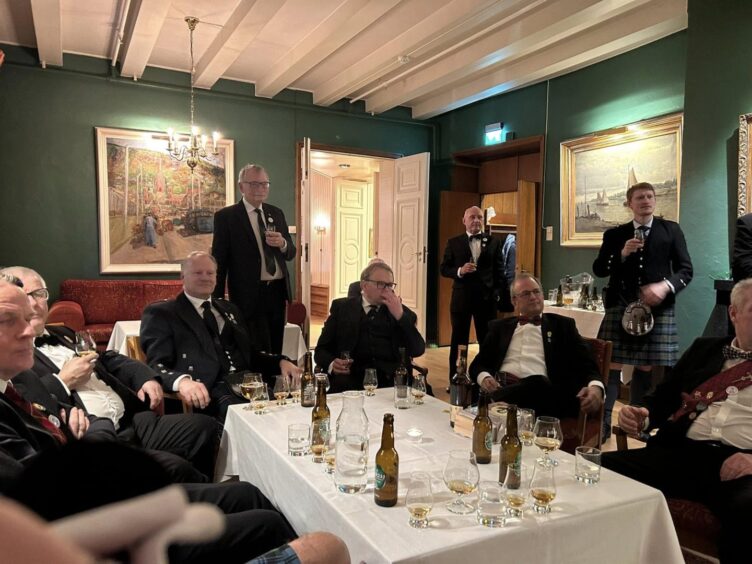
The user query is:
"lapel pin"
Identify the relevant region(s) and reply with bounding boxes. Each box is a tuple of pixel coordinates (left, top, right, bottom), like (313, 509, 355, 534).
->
(546, 331, 552, 343)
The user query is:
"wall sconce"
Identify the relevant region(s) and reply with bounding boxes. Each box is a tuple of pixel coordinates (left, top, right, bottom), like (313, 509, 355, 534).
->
(485, 122, 504, 145)
(313, 213, 329, 234)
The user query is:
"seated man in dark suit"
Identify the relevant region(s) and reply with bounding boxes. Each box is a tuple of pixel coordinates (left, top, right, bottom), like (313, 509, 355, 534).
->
(315, 261, 426, 393)
(140, 251, 300, 422)
(0, 276, 297, 563)
(603, 278, 752, 563)
(1, 266, 217, 481)
(469, 273, 603, 419)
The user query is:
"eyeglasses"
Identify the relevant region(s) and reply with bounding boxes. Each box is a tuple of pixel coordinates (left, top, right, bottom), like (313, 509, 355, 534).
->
(515, 288, 542, 299)
(26, 288, 49, 301)
(242, 181, 271, 189)
(365, 280, 397, 290)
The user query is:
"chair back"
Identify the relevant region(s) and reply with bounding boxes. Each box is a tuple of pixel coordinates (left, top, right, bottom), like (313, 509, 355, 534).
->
(287, 300, 309, 347)
(125, 335, 147, 363)
(582, 337, 612, 384)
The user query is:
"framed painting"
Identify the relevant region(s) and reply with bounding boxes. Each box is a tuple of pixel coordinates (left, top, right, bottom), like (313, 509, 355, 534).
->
(738, 113, 752, 217)
(560, 113, 683, 247)
(95, 127, 234, 273)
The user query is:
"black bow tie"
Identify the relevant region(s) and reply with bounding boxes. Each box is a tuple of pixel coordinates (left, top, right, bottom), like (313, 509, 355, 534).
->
(723, 345, 752, 361)
(469, 234, 483, 241)
(34, 334, 58, 347)
(518, 315, 542, 326)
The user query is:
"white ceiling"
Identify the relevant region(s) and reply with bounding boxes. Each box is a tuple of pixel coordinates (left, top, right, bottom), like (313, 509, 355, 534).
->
(0, 0, 687, 119)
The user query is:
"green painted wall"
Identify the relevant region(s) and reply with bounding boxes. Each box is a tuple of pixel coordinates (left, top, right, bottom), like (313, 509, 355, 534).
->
(0, 46, 433, 301)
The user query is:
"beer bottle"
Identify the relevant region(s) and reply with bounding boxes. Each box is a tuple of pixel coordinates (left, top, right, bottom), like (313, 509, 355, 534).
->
(579, 284, 589, 309)
(472, 391, 493, 464)
(449, 345, 472, 428)
(312, 375, 330, 424)
(375, 413, 399, 507)
(555, 283, 564, 307)
(301, 352, 316, 407)
(499, 404, 521, 486)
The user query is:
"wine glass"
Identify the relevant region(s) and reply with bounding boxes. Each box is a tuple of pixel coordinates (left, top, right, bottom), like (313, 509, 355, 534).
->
(406, 472, 434, 528)
(252, 384, 270, 415)
(315, 372, 330, 393)
(74, 331, 97, 358)
(273, 375, 289, 406)
(411, 373, 427, 405)
(533, 416, 563, 466)
(502, 463, 531, 518)
(530, 459, 557, 514)
(442, 450, 479, 514)
(363, 368, 378, 396)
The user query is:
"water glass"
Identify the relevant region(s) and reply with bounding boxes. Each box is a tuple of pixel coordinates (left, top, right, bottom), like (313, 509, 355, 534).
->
(288, 423, 310, 456)
(406, 472, 434, 529)
(477, 481, 507, 527)
(575, 446, 602, 485)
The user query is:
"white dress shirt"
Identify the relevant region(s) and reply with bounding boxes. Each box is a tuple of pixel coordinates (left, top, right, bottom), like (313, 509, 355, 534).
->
(457, 232, 481, 277)
(242, 197, 285, 281)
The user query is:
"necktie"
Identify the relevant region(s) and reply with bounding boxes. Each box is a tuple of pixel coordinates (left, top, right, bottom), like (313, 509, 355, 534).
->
(4, 384, 67, 444)
(518, 315, 542, 326)
(34, 334, 58, 347)
(367, 305, 378, 319)
(255, 208, 277, 276)
(722, 345, 752, 361)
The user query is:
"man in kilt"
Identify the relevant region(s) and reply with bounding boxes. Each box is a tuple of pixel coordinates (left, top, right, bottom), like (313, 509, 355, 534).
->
(593, 182, 693, 442)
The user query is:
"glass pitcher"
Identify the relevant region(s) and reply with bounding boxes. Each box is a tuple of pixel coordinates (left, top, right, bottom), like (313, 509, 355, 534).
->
(334, 390, 370, 494)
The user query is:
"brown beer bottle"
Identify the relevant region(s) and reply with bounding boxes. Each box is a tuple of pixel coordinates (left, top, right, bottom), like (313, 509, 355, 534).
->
(472, 391, 493, 464)
(301, 352, 316, 407)
(375, 413, 399, 507)
(449, 345, 472, 428)
(312, 376, 330, 424)
(499, 404, 521, 486)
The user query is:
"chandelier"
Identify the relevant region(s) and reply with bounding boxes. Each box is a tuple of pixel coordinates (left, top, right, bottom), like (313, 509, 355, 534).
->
(166, 16, 219, 171)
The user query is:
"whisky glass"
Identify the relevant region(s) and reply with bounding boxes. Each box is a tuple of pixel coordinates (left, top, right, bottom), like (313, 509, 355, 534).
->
(502, 463, 531, 518)
(252, 384, 270, 415)
(530, 459, 557, 514)
(74, 331, 97, 358)
(442, 450, 479, 514)
(533, 416, 562, 466)
(363, 368, 378, 396)
(241, 374, 262, 411)
(411, 373, 427, 405)
(273, 375, 289, 406)
(406, 472, 433, 528)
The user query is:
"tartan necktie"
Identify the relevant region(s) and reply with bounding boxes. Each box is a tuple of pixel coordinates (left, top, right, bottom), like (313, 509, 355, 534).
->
(4, 384, 67, 444)
(722, 345, 752, 361)
(255, 208, 277, 276)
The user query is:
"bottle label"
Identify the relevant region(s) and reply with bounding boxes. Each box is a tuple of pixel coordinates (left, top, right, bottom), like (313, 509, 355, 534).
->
(303, 382, 315, 404)
(375, 465, 386, 489)
(484, 431, 493, 451)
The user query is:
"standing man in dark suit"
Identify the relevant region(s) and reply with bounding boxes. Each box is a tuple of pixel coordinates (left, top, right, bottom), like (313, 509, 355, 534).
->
(469, 273, 603, 419)
(593, 182, 693, 441)
(440, 206, 510, 384)
(212, 163, 296, 354)
(315, 261, 426, 393)
(141, 252, 299, 421)
(732, 212, 752, 281)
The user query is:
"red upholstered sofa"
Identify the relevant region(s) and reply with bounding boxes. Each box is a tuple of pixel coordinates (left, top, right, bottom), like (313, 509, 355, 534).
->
(47, 279, 183, 350)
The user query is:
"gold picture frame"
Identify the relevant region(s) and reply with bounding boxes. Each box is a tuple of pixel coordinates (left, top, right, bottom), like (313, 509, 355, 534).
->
(95, 126, 234, 273)
(560, 113, 683, 247)
(738, 113, 752, 217)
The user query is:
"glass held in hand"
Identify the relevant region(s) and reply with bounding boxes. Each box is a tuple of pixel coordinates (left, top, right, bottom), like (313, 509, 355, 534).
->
(530, 459, 557, 514)
(533, 416, 563, 467)
(442, 450, 480, 515)
(74, 331, 97, 358)
(363, 368, 378, 396)
(273, 374, 290, 406)
(406, 472, 434, 529)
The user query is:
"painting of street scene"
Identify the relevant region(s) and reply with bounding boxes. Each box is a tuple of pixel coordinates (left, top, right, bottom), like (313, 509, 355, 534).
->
(560, 113, 682, 247)
(96, 127, 234, 272)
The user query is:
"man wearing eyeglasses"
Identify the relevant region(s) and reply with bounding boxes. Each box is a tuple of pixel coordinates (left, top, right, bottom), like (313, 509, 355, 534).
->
(469, 273, 603, 419)
(212, 164, 296, 354)
(314, 262, 426, 393)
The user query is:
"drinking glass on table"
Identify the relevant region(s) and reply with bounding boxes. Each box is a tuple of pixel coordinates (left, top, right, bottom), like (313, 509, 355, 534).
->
(406, 472, 434, 529)
(273, 375, 289, 406)
(322, 435, 336, 474)
(517, 408, 535, 446)
(315, 372, 330, 393)
(411, 373, 427, 405)
(533, 416, 562, 466)
(288, 423, 310, 456)
(530, 459, 557, 514)
(310, 419, 330, 463)
(477, 481, 507, 528)
(363, 368, 378, 396)
(74, 331, 97, 358)
(252, 384, 270, 415)
(289, 373, 302, 403)
(240, 374, 263, 411)
(574, 446, 602, 485)
(502, 463, 531, 518)
(442, 450, 479, 514)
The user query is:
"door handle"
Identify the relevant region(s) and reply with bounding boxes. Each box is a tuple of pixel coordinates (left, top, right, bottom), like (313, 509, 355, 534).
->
(422, 246, 428, 263)
(304, 243, 309, 263)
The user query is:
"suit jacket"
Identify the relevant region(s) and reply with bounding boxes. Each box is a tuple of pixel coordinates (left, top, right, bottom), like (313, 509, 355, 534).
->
(732, 213, 752, 282)
(314, 297, 426, 392)
(592, 218, 692, 310)
(212, 200, 296, 315)
(468, 313, 600, 405)
(440, 233, 511, 312)
(140, 292, 283, 391)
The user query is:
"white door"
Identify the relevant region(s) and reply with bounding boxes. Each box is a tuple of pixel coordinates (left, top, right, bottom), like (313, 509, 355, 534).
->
(333, 179, 372, 299)
(392, 152, 430, 336)
(298, 138, 311, 313)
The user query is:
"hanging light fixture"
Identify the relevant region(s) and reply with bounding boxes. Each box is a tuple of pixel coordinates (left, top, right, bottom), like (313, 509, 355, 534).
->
(166, 16, 219, 171)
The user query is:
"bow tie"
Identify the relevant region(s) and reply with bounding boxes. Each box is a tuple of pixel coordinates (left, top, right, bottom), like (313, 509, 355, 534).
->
(469, 234, 483, 241)
(722, 345, 752, 361)
(34, 334, 58, 347)
(518, 315, 542, 326)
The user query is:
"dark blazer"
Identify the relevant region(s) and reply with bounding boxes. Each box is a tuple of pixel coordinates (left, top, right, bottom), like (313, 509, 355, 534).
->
(732, 213, 752, 282)
(592, 218, 692, 310)
(469, 313, 601, 407)
(314, 297, 426, 392)
(140, 292, 283, 391)
(440, 233, 511, 312)
(212, 200, 296, 314)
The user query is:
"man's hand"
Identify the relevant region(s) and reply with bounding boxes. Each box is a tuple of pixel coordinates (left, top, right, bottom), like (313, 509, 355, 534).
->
(177, 379, 210, 409)
(331, 358, 351, 375)
(576, 386, 603, 414)
(279, 359, 301, 381)
(480, 376, 500, 393)
(138, 380, 164, 411)
(621, 238, 644, 258)
(61, 407, 89, 439)
(264, 231, 286, 248)
(640, 282, 669, 307)
(720, 453, 752, 481)
(460, 262, 477, 276)
(618, 405, 649, 436)
(58, 355, 96, 389)
(382, 289, 404, 320)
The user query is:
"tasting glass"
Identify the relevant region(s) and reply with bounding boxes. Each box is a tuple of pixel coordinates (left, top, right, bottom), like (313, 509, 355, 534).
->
(322, 435, 336, 474)
(411, 373, 427, 405)
(502, 463, 531, 518)
(289, 373, 302, 403)
(74, 331, 97, 357)
(406, 472, 434, 529)
(530, 459, 557, 514)
(442, 450, 479, 514)
(273, 375, 289, 406)
(533, 416, 563, 466)
(315, 372, 331, 393)
(252, 384, 270, 415)
(241, 374, 262, 411)
(310, 419, 330, 463)
(517, 408, 535, 446)
(363, 368, 378, 396)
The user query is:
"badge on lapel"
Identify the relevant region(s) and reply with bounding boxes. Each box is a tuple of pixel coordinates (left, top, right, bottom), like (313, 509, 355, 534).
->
(267, 215, 274, 226)
(546, 331, 552, 344)
(481, 236, 488, 249)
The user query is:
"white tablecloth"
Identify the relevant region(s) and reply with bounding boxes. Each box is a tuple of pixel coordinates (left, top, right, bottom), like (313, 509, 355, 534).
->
(107, 319, 308, 362)
(544, 302, 604, 339)
(217, 389, 682, 564)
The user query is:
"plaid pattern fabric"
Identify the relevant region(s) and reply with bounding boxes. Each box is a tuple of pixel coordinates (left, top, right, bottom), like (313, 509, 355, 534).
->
(597, 304, 678, 365)
(250, 544, 300, 564)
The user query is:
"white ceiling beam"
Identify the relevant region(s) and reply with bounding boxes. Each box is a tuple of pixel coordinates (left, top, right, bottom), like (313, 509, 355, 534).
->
(411, 4, 687, 118)
(313, 0, 544, 107)
(254, 0, 402, 99)
(29, 0, 62, 67)
(365, 0, 657, 115)
(119, 0, 173, 79)
(193, 0, 283, 89)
